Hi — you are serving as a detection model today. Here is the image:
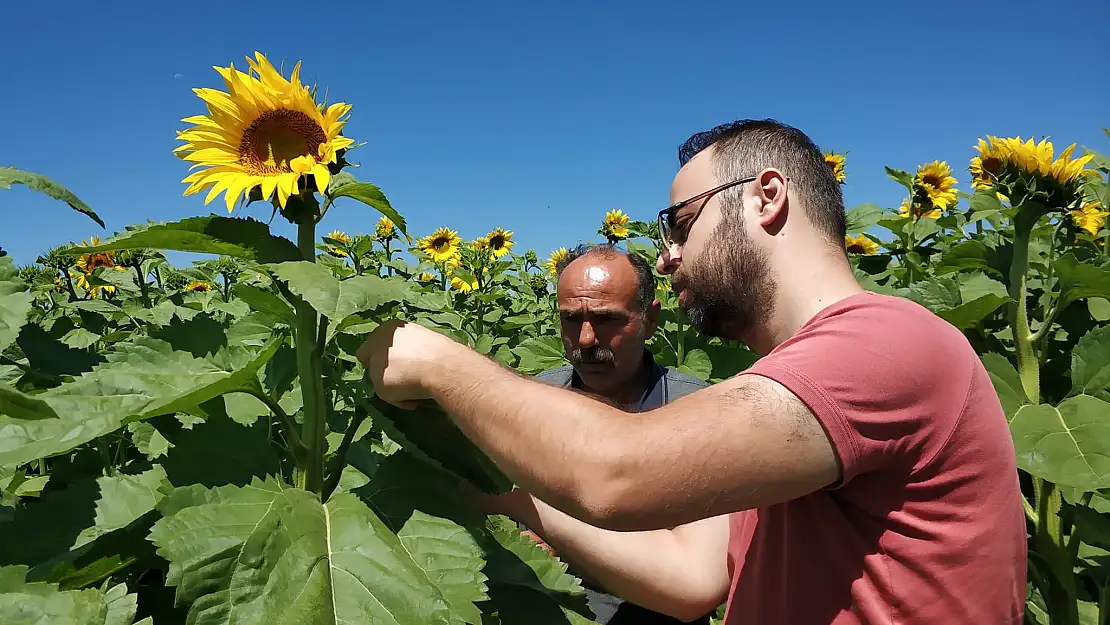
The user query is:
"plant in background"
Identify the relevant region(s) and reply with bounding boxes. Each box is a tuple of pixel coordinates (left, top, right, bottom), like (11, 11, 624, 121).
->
(599, 208, 630, 243)
(823, 151, 847, 184)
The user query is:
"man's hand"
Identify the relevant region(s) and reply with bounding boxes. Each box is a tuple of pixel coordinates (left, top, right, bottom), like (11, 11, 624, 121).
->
(356, 319, 462, 409)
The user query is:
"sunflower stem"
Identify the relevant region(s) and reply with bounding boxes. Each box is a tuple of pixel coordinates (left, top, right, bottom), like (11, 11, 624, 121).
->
(291, 200, 329, 497)
(135, 266, 152, 309)
(1009, 212, 1039, 404)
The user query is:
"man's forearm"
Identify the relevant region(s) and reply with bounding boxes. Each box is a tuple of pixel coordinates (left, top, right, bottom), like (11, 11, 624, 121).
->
(429, 346, 631, 522)
(506, 491, 729, 621)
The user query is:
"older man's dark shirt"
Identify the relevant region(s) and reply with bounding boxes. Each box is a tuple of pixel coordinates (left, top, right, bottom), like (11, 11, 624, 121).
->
(530, 350, 713, 625)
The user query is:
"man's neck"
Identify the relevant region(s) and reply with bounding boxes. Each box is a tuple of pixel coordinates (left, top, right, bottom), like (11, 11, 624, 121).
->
(750, 258, 865, 355)
(580, 359, 653, 411)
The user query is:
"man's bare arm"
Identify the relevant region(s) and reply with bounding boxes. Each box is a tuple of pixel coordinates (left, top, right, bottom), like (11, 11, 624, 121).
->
(429, 344, 840, 531)
(483, 489, 730, 622)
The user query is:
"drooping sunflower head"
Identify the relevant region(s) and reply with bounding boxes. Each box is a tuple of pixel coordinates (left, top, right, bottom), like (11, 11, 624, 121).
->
(175, 52, 355, 215)
(545, 247, 569, 276)
(823, 152, 847, 184)
(486, 227, 515, 259)
(375, 216, 396, 240)
(72, 270, 117, 298)
(75, 235, 120, 274)
(600, 209, 630, 242)
(186, 280, 214, 292)
(1070, 201, 1109, 237)
(913, 160, 958, 212)
(844, 234, 879, 255)
(419, 227, 462, 263)
(971, 135, 1097, 209)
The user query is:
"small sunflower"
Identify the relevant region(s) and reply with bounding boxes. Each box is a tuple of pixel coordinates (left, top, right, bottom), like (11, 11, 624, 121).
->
(375, 216, 395, 240)
(899, 198, 942, 220)
(175, 52, 354, 213)
(325, 229, 351, 257)
(486, 227, 515, 259)
(419, 227, 462, 263)
(75, 235, 124, 274)
(823, 152, 847, 184)
(601, 209, 630, 242)
(450, 275, 479, 293)
(186, 280, 214, 292)
(844, 234, 879, 255)
(914, 160, 959, 212)
(470, 236, 490, 251)
(417, 271, 438, 283)
(72, 271, 116, 298)
(545, 247, 569, 276)
(1071, 201, 1109, 237)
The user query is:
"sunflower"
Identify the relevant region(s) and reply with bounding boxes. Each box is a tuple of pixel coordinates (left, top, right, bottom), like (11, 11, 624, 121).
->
(1071, 201, 1109, 237)
(899, 198, 942, 220)
(823, 152, 847, 184)
(487, 227, 515, 258)
(545, 247, 569, 276)
(419, 227, 462, 263)
(601, 209, 630, 241)
(175, 52, 354, 213)
(971, 135, 1097, 208)
(72, 271, 116, 298)
(325, 229, 351, 257)
(186, 280, 214, 292)
(470, 236, 490, 251)
(375, 216, 395, 240)
(913, 161, 958, 212)
(844, 234, 879, 255)
(450, 275, 479, 293)
(75, 235, 123, 274)
(417, 271, 438, 283)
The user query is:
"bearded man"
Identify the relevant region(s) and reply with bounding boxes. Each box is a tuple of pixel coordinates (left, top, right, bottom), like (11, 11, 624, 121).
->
(357, 118, 1027, 624)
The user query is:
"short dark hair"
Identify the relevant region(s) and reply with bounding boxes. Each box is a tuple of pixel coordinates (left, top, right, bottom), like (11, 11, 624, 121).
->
(677, 118, 846, 244)
(554, 243, 655, 318)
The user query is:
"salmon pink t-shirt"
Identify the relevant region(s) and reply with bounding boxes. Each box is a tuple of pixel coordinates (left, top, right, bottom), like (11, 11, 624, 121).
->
(722, 291, 1026, 624)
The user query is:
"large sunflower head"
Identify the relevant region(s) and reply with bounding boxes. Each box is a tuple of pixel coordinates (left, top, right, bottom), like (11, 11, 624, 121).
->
(486, 227, 515, 259)
(419, 227, 462, 263)
(823, 152, 847, 184)
(844, 234, 879, 255)
(913, 160, 958, 213)
(600, 209, 630, 242)
(971, 135, 1097, 209)
(175, 52, 355, 215)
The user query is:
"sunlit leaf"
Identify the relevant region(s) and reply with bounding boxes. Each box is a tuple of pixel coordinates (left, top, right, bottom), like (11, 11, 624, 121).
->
(148, 477, 486, 625)
(844, 203, 883, 234)
(982, 353, 1027, 418)
(1055, 253, 1110, 306)
(328, 181, 410, 242)
(269, 261, 408, 340)
(0, 563, 133, 624)
(1008, 395, 1110, 490)
(0, 257, 32, 353)
(68, 216, 301, 264)
(0, 166, 104, 227)
(512, 336, 567, 374)
(1072, 324, 1110, 401)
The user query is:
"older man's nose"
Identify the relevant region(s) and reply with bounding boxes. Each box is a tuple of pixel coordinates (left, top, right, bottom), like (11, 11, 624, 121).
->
(579, 322, 597, 347)
(656, 243, 682, 275)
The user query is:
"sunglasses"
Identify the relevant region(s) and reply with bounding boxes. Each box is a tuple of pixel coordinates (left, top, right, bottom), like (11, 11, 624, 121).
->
(655, 176, 757, 247)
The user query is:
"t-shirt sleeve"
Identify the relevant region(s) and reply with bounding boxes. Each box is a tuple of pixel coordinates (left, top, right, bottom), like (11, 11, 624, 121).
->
(740, 294, 975, 486)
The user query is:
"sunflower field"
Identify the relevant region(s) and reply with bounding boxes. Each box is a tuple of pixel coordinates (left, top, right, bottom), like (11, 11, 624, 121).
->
(1, 52, 1109, 625)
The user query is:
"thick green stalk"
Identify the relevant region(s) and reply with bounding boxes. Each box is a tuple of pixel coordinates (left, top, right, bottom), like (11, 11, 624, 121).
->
(135, 266, 151, 308)
(1008, 218, 1039, 404)
(293, 217, 328, 496)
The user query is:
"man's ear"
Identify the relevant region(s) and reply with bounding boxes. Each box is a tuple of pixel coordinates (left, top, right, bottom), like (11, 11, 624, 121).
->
(753, 167, 789, 229)
(645, 298, 662, 335)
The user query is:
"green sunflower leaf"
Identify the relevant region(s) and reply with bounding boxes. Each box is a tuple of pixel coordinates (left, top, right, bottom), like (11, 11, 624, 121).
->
(68, 216, 301, 264)
(0, 166, 104, 228)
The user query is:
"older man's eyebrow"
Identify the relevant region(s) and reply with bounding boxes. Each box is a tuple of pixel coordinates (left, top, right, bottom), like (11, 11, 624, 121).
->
(558, 307, 626, 318)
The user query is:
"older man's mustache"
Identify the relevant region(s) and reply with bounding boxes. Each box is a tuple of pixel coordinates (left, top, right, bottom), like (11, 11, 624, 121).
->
(570, 346, 616, 365)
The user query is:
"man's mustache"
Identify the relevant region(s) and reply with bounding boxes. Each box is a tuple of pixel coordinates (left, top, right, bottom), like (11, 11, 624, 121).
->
(570, 346, 616, 365)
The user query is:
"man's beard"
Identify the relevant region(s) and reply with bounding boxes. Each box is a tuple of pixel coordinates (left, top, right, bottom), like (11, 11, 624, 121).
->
(675, 218, 776, 342)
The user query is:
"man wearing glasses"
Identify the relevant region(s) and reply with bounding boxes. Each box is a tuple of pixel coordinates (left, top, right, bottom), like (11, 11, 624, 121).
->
(358, 119, 1027, 624)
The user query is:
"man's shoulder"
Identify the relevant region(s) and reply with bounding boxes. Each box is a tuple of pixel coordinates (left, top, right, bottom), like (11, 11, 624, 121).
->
(660, 366, 709, 400)
(533, 364, 574, 386)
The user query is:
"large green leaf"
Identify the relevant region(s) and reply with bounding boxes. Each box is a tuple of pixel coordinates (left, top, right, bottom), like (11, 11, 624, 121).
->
(0, 383, 60, 420)
(68, 216, 301, 264)
(0, 257, 32, 353)
(1072, 324, 1110, 402)
(328, 181, 411, 242)
(0, 564, 142, 624)
(1055, 253, 1110, 306)
(0, 336, 280, 466)
(230, 283, 296, 325)
(365, 399, 514, 495)
(982, 353, 1027, 418)
(935, 272, 1011, 329)
(1008, 394, 1110, 490)
(678, 348, 712, 381)
(269, 261, 408, 338)
(147, 477, 488, 625)
(73, 466, 170, 549)
(844, 203, 883, 234)
(0, 166, 104, 227)
(512, 336, 567, 374)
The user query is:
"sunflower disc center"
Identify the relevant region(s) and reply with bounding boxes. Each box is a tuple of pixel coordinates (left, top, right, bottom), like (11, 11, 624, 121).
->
(239, 109, 328, 175)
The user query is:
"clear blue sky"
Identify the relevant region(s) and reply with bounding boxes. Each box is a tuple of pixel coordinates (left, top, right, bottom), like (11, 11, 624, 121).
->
(2, 0, 1107, 267)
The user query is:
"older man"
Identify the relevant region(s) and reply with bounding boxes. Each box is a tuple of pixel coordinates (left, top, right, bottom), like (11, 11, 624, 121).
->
(358, 119, 1026, 624)
(487, 243, 719, 624)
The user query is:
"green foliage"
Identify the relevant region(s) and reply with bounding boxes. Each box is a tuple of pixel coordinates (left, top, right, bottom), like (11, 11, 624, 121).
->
(2, 131, 1109, 624)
